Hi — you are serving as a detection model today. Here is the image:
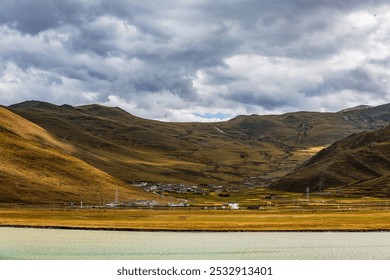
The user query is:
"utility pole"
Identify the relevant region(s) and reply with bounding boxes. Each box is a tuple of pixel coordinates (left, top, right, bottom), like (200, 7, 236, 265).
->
(306, 187, 310, 203)
(114, 188, 119, 204)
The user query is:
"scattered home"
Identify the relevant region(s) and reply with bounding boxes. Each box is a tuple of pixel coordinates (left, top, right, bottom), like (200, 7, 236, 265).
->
(228, 202, 239, 210)
(136, 182, 211, 195)
(106, 202, 119, 208)
(168, 202, 190, 207)
(131, 181, 149, 187)
(129, 200, 157, 207)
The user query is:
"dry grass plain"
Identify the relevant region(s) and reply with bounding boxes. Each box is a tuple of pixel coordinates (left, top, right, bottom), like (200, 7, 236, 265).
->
(1, 208, 390, 231)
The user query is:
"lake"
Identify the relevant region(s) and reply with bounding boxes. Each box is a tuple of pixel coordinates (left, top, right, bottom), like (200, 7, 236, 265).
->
(1, 227, 390, 260)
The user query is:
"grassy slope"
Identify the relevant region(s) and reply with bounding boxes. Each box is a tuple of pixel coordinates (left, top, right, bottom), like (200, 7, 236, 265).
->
(271, 126, 390, 196)
(9, 101, 390, 190)
(9, 102, 291, 186)
(0, 106, 160, 205)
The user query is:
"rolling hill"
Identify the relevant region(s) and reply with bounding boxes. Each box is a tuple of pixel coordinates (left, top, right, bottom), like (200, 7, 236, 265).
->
(8, 101, 390, 193)
(0, 105, 160, 205)
(270, 125, 390, 197)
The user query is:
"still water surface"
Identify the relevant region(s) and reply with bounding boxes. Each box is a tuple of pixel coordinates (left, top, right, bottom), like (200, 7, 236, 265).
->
(1, 227, 390, 260)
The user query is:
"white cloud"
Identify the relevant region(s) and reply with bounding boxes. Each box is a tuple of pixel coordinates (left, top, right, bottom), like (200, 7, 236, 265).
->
(1, 0, 390, 121)
(347, 11, 377, 29)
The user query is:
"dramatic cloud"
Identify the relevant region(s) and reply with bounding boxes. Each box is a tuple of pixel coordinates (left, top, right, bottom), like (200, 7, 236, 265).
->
(1, 0, 390, 121)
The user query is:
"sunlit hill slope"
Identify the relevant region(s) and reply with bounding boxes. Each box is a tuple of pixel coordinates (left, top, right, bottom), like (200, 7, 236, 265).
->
(270, 126, 390, 197)
(9, 101, 390, 186)
(0, 106, 158, 205)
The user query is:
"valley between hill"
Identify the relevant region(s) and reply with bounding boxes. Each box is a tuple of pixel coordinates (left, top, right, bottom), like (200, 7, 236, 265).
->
(1, 101, 390, 209)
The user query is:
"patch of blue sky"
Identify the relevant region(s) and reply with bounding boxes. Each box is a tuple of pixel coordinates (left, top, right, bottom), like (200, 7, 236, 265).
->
(193, 112, 232, 120)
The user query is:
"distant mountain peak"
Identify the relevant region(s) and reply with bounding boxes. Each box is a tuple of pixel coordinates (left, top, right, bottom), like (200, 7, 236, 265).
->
(10, 100, 56, 109)
(76, 103, 136, 119)
(339, 105, 373, 113)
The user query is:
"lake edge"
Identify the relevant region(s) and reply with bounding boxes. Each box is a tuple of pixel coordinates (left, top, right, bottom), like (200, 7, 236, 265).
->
(2, 224, 390, 232)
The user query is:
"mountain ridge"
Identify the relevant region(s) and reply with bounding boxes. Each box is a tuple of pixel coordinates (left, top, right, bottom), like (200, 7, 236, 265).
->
(3, 100, 390, 202)
(270, 125, 390, 196)
(339, 104, 373, 113)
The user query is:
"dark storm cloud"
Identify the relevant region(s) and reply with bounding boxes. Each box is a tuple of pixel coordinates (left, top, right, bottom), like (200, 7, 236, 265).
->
(0, 0, 81, 34)
(1, 0, 390, 121)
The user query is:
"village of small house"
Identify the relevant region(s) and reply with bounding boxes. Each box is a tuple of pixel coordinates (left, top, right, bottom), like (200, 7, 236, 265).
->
(49, 180, 390, 214)
(84, 182, 242, 210)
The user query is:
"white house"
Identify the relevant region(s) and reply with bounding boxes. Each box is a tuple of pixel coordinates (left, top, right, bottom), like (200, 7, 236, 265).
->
(228, 202, 239, 210)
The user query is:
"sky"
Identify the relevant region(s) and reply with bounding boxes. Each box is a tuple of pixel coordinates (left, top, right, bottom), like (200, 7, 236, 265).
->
(1, 0, 390, 122)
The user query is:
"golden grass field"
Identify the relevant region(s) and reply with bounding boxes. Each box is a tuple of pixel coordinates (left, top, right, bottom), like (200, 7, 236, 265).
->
(2, 208, 390, 231)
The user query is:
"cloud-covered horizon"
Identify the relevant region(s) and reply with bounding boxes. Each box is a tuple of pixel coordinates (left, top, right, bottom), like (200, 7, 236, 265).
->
(1, 0, 390, 121)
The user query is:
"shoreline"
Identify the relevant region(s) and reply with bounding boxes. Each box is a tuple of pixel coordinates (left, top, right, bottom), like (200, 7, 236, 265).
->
(1, 224, 390, 233)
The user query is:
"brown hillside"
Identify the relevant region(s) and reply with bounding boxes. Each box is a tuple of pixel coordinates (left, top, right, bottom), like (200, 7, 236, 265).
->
(9, 101, 288, 185)
(9, 101, 390, 189)
(270, 126, 390, 197)
(0, 106, 157, 205)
